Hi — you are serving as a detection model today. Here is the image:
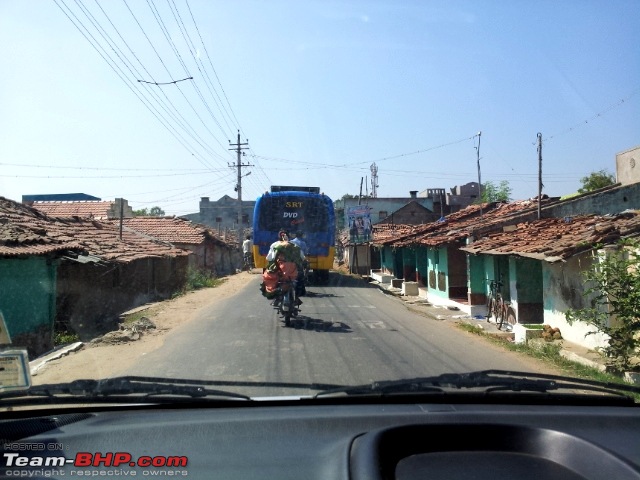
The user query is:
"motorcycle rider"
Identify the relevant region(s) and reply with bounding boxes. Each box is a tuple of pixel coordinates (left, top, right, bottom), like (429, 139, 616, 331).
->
(266, 229, 305, 263)
(290, 232, 308, 296)
(265, 229, 305, 305)
(290, 231, 308, 255)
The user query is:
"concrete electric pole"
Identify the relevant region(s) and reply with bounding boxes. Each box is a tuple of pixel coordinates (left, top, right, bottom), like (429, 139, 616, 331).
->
(475, 131, 482, 218)
(229, 131, 250, 243)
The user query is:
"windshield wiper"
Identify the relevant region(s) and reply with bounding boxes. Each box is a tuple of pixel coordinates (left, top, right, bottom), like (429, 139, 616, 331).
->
(314, 370, 640, 400)
(0, 377, 349, 406)
(0, 376, 253, 403)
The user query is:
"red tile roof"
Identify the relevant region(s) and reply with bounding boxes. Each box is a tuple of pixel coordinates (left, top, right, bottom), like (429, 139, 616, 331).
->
(371, 199, 545, 247)
(121, 217, 206, 244)
(0, 197, 189, 262)
(0, 197, 85, 256)
(461, 211, 640, 262)
(31, 201, 116, 219)
(120, 217, 238, 248)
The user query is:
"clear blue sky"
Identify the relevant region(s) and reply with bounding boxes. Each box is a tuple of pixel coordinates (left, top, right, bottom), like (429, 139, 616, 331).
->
(0, 0, 638, 215)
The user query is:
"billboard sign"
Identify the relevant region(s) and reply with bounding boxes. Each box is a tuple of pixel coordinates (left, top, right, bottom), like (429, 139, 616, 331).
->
(347, 205, 372, 244)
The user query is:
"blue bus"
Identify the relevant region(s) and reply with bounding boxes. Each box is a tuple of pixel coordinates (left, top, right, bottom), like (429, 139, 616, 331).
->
(252, 186, 335, 282)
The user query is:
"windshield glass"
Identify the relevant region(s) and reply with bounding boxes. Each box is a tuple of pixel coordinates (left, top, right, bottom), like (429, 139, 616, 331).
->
(0, 0, 639, 405)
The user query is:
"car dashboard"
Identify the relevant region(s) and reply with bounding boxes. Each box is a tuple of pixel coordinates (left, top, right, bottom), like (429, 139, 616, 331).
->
(1, 398, 640, 479)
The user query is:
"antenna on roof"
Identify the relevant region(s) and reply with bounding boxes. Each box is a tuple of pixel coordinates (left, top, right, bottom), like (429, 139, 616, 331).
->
(370, 163, 379, 198)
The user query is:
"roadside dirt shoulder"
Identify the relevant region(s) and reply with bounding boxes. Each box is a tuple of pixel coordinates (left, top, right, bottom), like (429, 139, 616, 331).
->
(32, 271, 257, 385)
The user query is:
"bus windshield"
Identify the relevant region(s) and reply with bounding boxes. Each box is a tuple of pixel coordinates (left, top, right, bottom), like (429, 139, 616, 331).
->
(257, 195, 330, 233)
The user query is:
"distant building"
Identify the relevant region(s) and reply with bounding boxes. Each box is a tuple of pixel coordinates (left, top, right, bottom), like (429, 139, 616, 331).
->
(334, 192, 435, 231)
(616, 145, 640, 186)
(182, 195, 255, 232)
(29, 198, 134, 220)
(417, 188, 448, 217)
(335, 183, 481, 230)
(377, 201, 440, 225)
(444, 182, 480, 212)
(22, 193, 101, 203)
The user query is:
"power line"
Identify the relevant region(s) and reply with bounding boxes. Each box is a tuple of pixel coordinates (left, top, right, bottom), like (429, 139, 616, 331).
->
(0, 162, 215, 172)
(129, 0, 233, 158)
(57, 0, 233, 171)
(540, 88, 640, 143)
(138, 76, 193, 85)
(164, 0, 236, 140)
(184, 0, 243, 135)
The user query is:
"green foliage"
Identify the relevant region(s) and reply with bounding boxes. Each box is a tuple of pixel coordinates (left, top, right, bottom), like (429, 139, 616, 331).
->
(578, 169, 616, 194)
(480, 180, 512, 203)
(149, 206, 165, 216)
(457, 322, 484, 335)
(133, 206, 166, 217)
(54, 330, 80, 345)
(565, 239, 640, 373)
(185, 267, 222, 291)
(457, 321, 639, 399)
(172, 268, 223, 298)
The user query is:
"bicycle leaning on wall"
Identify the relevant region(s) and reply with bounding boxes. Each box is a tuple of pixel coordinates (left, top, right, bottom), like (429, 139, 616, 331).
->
(486, 279, 516, 330)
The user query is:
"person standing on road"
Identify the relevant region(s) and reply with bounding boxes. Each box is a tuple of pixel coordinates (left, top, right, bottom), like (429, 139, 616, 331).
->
(242, 235, 253, 268)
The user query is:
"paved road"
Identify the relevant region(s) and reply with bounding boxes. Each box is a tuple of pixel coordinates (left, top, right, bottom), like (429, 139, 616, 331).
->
(125, 272, 554, 396)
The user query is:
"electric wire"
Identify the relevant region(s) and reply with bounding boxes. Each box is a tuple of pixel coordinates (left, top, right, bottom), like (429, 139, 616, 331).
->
(165, 0, 236, 139)
(59, 0, 232, 171)
(127, 0, 233, 161)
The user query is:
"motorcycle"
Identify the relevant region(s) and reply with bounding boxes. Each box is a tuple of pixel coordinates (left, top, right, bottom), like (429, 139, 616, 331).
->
(300, 260, 309, 290)
(275, 278, 299, 327)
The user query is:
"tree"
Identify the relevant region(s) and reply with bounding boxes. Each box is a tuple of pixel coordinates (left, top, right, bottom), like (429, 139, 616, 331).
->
(149, 206, 165, 216)
(480, 180, 512, 203)
(565, 239, 640, 373)
(340, 194, 357, 200)
(578, 169, 616, 194)
(133, 206, 165, 217)
(133, 208, 148, 216)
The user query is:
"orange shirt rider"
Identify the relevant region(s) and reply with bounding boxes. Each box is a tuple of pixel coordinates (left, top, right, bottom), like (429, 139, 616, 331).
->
(266, 229, 305, 277)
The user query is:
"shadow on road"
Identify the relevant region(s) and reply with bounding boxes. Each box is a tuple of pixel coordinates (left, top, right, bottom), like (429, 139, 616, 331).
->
(305, 271, 376, 289)
(303, 291, 340, 299)
(279, 314, 353, 333)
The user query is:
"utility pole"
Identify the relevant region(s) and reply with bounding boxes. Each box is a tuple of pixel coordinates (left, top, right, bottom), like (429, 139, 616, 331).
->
(475, 131, 482, 218)
(229, 131, 250, 244)
(537, 132, 543, 219)
(118, 198, 124, 240)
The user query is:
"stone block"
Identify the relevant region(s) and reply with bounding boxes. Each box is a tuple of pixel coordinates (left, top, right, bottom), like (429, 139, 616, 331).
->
(402, 281, 419, 296)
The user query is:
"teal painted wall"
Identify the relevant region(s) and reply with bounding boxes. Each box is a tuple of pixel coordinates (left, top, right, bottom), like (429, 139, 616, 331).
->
(514, 258, 543, 302)
(468, 254, 484, 294)
(0, 257, 56, 348)
(402, 248, 417, 281)
(483, 255, 496, 295)
(416, 246, 429, 287)
(380, 246, 395, 273)
(426, 246, 449, 299)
